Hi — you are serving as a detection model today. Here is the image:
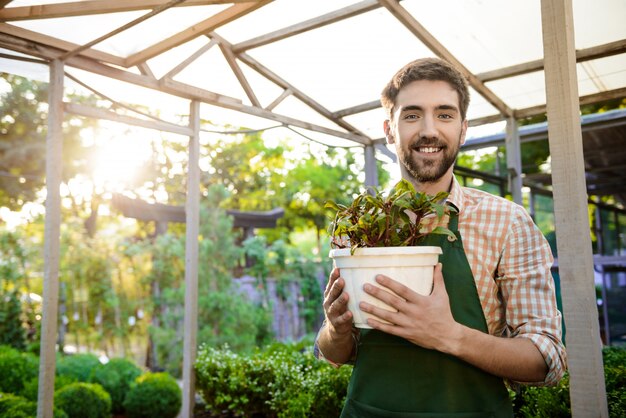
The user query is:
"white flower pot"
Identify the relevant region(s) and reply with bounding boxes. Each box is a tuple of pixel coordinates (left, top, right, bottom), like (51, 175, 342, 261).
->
(329, 246, 442, 328)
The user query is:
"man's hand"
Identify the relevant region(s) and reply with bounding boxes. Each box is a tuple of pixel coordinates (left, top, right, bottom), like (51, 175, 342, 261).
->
(359, 263, 548, 382)
(317, 267, 356, 365)
(359, 263, 460, 352)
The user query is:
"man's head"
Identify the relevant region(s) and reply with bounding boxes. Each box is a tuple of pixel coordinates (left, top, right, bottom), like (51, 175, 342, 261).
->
(381, 58, 470, 188)
(381, 57, 470, 121)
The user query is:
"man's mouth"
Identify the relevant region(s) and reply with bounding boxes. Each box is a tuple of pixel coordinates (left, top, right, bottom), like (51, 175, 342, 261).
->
(414, 146, 443, 154)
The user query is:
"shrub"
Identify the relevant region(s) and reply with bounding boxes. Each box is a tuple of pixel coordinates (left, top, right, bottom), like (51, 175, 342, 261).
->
(195, 341, 352, 418)
(54, 382, 111, 418)
(0, 392, 68, 418)
(21, 374, 76, 401)
(123, 372, 181, 418)
(0, 345, 39, 394)
(91, 358, 143, 414)
(56, 353, 101, 382)
(512, 346, 626, 418)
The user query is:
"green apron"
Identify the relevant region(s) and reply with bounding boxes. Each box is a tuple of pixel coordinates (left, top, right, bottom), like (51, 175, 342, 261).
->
(341, 211, 513, 417)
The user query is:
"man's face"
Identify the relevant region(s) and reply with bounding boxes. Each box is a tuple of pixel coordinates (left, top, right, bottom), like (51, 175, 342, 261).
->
(385, 80, 468, 183)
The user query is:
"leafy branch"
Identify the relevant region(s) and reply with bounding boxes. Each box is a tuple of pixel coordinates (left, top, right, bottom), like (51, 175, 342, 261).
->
(325, 179, 455, 252)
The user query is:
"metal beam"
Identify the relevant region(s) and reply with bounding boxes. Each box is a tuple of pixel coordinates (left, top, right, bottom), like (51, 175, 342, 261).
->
(232, 0, 383, 52)
(378, 0, 513, 117)
(181, 100, 200, 418)
(505, 117, 523, 205)
(0, 22, 126, 66)
(37, 59, 64, 418)
(125, 1, 272, 67)
(63, 102, 194, 136)
(59, 0, 186, 61)
(477, 39, 626, 82)
(0, 0, 252, 21)
(541, 0, 608, 416)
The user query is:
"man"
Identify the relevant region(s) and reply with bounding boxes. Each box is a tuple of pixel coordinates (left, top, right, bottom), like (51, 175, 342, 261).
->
(315, 57, 566, 417)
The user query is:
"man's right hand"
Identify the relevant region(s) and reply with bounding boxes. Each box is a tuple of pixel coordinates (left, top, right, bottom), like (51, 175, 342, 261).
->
(317, 267, 357, 365)
(323, 267, 353, 336)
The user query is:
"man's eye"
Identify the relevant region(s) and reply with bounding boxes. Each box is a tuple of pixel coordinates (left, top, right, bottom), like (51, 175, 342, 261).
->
(404, 114, 418, 120)
(439, 114, 453, 119)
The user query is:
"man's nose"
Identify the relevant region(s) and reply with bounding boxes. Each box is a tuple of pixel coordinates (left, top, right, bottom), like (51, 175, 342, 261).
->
(419, 114, 438, 138)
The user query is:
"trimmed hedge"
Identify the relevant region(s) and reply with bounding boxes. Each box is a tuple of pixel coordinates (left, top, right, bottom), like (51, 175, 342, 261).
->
(195, 341, 352, 418)
(54, 382, 111, 418)
(91, 357, 143, 414)
(123, 372, 182, 418)
(0, 392, 68, 418)
(0, 345, 39, 395)
(511, 346, 626, 418)
(56, 353, 101, 382)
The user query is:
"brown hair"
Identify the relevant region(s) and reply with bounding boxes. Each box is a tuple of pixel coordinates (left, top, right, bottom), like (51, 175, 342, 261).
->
(381, 57, 470, 120)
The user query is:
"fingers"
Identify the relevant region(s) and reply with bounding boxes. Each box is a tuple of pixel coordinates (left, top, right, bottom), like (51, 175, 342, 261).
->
(323, 267, 341, 298)
(431, 263, 446, 296)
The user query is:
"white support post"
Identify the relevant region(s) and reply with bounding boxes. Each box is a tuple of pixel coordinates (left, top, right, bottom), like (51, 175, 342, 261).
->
(505, 116, 523, 205)
(37, 59, 64, 418)
(181, 100, 201, 418)
(540, 1, 608, 417)
(364, 144, 378, 191)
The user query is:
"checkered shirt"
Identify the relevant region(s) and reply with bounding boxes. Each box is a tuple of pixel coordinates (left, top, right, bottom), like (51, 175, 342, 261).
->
(429, 176, 567, 386)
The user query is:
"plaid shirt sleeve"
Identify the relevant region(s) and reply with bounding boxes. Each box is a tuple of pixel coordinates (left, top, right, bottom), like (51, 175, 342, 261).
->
(497, 205, 567, 386)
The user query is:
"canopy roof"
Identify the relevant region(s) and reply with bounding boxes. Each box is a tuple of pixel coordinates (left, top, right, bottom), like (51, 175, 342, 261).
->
(1, 0, 624, 149)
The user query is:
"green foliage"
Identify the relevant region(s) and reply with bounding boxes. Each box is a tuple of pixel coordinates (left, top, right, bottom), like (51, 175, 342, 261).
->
(91, 358, 143, 414)
(0, 345, 39, 394)
(326, 179, 454, 252)
(123, 372, 181, 418)
(146, 186, 272, 376)
(195, 341, 352, 418)
(56, 353, 101, 382)
(0, 392, 68, 418)
(21, 374, 76, 401)
(0, 290, 26, 350)
(54, 382, 111, 418)
(511, 346, 626, 418)
(243, 236, 324, 334)
(0, 73, 94, 210)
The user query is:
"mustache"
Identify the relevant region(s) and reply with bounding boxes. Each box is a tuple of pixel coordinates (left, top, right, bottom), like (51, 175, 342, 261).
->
(410, 138, 447, 150)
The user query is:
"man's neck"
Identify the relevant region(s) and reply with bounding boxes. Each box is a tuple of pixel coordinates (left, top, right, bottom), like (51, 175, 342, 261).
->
(403, 168, 454, 196)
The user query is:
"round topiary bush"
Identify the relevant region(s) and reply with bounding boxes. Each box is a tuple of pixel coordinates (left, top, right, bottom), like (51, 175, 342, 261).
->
(56, 353, 101, 382)
(91, 358, 143, 414)
(0, 345, 39, 394)
(123, 372, 181, 418)
(54, 382, 111, 418)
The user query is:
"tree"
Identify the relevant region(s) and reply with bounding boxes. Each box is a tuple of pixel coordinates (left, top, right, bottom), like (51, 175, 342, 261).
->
(0, 73, 94, 211)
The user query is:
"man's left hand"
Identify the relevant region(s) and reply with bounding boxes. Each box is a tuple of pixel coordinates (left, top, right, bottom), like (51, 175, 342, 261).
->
(359, 263, 462, 353)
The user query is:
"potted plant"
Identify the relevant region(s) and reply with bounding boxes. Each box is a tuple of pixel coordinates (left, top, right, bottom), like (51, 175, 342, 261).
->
(325, 179, 455, 328)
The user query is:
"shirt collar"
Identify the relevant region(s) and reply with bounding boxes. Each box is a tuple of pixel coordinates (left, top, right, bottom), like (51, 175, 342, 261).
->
(446, 175, 465, 214)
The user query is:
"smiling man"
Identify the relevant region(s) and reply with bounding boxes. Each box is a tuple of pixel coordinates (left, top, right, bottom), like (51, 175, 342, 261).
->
(315, 58, 566, 417)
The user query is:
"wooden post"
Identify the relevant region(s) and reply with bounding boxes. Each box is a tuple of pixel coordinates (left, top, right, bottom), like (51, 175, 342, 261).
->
(181, 100, 200, 418)
(505, 117, 523, 205)
(364, 144, 378, 191)
(540, 1, 608, 417)
(37, 59, 64, 418)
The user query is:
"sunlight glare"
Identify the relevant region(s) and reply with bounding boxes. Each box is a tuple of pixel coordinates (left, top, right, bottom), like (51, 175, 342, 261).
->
(90, 126, 153, 193)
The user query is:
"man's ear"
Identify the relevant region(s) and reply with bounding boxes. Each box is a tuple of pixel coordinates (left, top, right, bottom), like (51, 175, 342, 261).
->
(460, 119, 468, 145)
(383, 120, 394, 144)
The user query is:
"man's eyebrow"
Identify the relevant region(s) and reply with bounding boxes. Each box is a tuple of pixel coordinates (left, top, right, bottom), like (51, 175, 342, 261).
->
(399, 104, 459, 112)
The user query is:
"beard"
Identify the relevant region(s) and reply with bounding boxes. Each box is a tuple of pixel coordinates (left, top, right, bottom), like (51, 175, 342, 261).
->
(397, 134, 461, 183)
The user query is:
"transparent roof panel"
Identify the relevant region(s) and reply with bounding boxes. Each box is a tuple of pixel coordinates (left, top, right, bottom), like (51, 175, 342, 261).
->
(1, 0, 624, 145)
(404, 0, 544, 74)
(573, 0, 626, 48)
(216, 0, 358, 44)
(486, 72, 547, 111)
(245, 7, 435, 112)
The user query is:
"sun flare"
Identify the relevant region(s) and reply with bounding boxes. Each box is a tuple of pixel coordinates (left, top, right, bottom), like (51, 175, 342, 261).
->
(90, 126, 153, 193)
